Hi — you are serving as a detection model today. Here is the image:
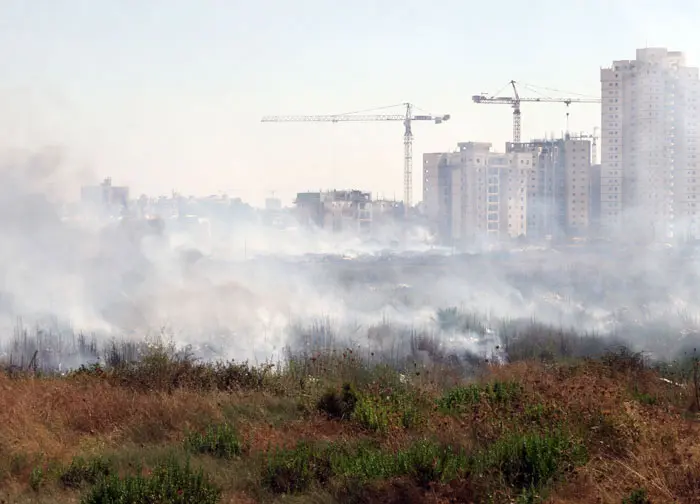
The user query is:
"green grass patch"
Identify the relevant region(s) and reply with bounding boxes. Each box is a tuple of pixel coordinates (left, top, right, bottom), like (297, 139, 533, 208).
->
(81, 456, 220, 504)
(261, 439, 468, 495)
(183, 423, 244, 459)
(472, 430, 588, 493)
(437, 381, 522, 412)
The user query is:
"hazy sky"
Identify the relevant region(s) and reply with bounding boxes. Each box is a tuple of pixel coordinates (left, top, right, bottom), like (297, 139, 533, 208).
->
(0, 0, 698, 205)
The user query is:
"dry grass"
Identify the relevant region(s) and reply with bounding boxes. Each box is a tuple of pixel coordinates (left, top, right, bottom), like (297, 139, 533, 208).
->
(1, 348, 699, 503)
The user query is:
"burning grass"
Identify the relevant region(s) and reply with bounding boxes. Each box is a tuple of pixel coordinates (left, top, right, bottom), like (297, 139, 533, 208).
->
(0, 333, 699, 503)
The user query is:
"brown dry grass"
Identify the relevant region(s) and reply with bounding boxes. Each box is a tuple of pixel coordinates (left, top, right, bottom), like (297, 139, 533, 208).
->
(1, 355, 699, 503)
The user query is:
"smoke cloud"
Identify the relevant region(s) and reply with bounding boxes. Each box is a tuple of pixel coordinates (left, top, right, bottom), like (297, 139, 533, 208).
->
(0, 146, 698, 372)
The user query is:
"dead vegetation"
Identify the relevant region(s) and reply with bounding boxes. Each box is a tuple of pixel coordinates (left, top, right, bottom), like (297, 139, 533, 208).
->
(0, 332, 699, 503)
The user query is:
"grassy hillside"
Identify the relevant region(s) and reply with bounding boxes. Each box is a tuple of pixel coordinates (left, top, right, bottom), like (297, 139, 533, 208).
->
(0, 340, 699, 503)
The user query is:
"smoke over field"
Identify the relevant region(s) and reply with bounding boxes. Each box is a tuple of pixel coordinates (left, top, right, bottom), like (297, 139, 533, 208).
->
(1, 150, 700, 371)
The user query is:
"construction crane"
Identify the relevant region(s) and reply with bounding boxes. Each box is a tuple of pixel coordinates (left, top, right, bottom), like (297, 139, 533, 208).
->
(261, 103, 450, 214)
(472, 80, 601, 143)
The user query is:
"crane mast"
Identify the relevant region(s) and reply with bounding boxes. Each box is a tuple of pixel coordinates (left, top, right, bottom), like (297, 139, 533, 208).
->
(403, 103, 413, 211)
(472, 80, 601, 143)
(262, 103, 450, 215)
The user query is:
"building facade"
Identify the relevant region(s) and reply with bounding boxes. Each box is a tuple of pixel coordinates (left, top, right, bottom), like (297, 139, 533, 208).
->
(507, 137, 592, 239)
(600, 47, 700, 241)
(422, 142, 531, 247)
(294, 190, 372, 233)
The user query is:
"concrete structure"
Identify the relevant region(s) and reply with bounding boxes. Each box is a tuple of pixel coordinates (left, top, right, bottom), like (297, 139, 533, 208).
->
(589, 163, 602, 234)
(600, 48, 700, 241)
(423, 142, 531, 247)
(507, 137, 592, 239)
(294, 190, 372, 233)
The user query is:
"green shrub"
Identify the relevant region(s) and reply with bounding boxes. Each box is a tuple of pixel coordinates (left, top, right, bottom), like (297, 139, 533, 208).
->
(60, 456, 112, 488)
(81, 457, 220, 504)
(622, 488, 651, 504)
(352, 395, 391, 433)
(473, 430, 587, 491)
(183, 423, 243, 459)
(317, 382, 358, 419)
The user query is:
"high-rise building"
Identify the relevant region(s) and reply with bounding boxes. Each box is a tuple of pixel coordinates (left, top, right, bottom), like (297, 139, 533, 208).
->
(507, 137, 592, 239)
(422, 142, 531, 247)
(600, 48, 700, 241)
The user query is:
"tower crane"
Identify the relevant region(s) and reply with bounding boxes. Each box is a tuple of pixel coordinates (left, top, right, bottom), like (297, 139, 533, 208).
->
(261, 103, 450, 214)
(472, 80, 601, 143)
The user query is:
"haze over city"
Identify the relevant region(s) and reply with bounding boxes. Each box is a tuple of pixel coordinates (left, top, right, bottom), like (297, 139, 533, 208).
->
(1, 0, 697, 205)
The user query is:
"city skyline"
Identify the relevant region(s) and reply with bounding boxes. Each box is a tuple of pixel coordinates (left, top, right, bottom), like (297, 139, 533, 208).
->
(1, 1, 697, 205)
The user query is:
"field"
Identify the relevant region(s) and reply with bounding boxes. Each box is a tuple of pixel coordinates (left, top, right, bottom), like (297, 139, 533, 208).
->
(0, 324, 699, 504)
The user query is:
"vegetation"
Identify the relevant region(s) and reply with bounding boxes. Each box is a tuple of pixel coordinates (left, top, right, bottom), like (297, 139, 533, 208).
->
(0, 319, 700, 503)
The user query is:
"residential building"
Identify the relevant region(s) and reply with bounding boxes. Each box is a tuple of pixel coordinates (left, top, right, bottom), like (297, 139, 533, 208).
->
(589, 163, 602, 234)
(506, 137, 592, 239)
(600, 47, 700, 241)
(422, 142, 531, 247)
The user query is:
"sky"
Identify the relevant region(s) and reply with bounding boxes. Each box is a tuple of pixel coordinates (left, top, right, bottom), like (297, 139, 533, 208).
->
(0, 0, 698, 206)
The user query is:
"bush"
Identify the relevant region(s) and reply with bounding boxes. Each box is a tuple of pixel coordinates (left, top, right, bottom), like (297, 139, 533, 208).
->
(396, 440, 468, 488)
(60, 456, 112, 488)
(183, 423, 243, 459)
(261, 442, 333, 494)
(81, 457, 220, 504)
(317, 382, 358, 419)
(352, 395, 392, 433)
(473, 431, 587, 491)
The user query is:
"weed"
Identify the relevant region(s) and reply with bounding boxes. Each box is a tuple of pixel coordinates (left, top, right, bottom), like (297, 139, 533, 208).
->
(60, 456, 112, 489)
(622, 487, 651, 504)
(183, 423, 243, 459)
(29, 466, 43, 491)
(81, 456, 220, 504)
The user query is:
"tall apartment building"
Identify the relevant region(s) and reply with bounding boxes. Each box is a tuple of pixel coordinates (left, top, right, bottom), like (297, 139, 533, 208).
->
(506, 137, 592, 239)
(422, 142, 530, 247)
(600, 48, 700, 241)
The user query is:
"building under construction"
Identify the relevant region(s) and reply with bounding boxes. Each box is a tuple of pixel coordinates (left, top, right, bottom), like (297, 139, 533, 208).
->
(424, 136, 593, 247)
(294, 190, 373, 233)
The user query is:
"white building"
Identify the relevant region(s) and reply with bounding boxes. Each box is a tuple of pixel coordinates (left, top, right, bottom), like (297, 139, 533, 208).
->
(600, 48, 700, 241)
(423, 142, 531, 247)
(507, 137, 592, 239)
